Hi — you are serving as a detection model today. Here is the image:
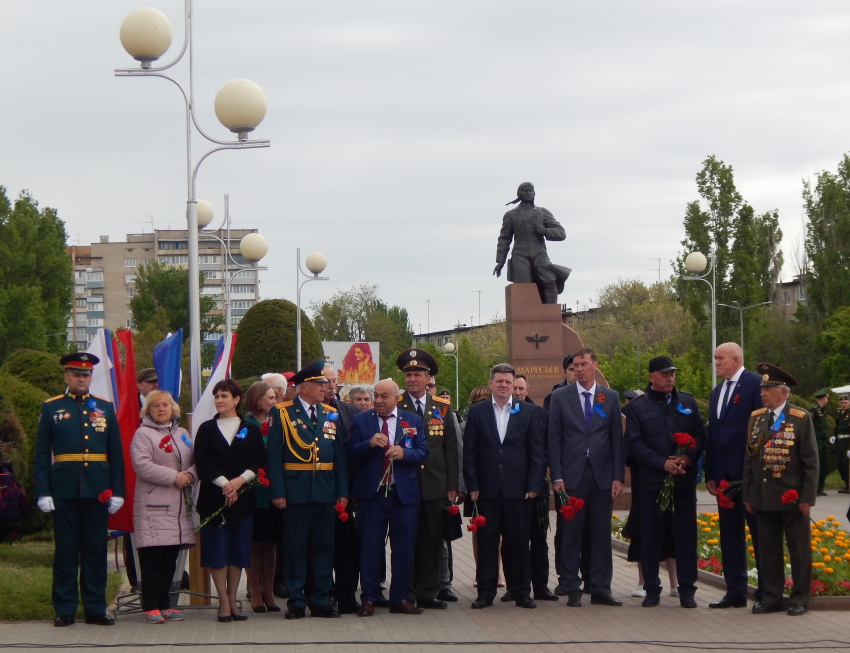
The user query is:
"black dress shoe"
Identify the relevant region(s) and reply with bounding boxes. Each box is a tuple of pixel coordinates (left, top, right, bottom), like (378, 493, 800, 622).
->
(471, 598, 493, 609)
(311, 604, 340, 618)
(217, 615, 232, 623)
(500, 590, 515, 602)
(54, 615, 75, 627)
(709, 596, 747, 609)
(337, 602, 361, 615)
(817, 491, 828, 497)
(566, 590, 582, 607)
(418, 598, 447, 609)
(438, 589, 458, 602)
(252, 605, 267, 613)
(84, 614, 114, 626)
(534, 589, 559, 601)
(590, 593, 623, 606)
(265, 603, 282, 612)
(284, 607, 305, 620)
(680, 596, 697, 608)
(642, 594, 660, 607)
(838, 488, 850, 494)
(787, 604, 807, 616)
(554, 586, 568, 596)
(273, 583, 289, 599)
(752, 602, 783, 614)
(515, 595, 537, 609)
(231, 612, 249, 621)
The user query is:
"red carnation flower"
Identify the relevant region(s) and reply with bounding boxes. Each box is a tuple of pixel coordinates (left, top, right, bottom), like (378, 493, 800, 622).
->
(338, 512, 349, 522)
(334, 502, 345, 513)
(559, 505, 576, 520)
(400, 421, 409, 428)
(567, 497, 584, 511)
(717, 494, 735, 509)
(673, 432, 694, 449)
(164, 444, 173, 453)
(473, 515, 486, 527)
(258, 468, 266, 479)
(718, 479, 729, 491)
(98, 489, 113, 503)
(159, 435, 172, 449)
(467, 524, 477, 532)
(448, 505, 459, 515)
(260, 422, 269, 436)
(780, 489, 798, 504)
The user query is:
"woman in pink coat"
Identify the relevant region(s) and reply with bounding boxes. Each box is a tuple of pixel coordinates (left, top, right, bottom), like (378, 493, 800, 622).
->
(131, 390, 197, 624)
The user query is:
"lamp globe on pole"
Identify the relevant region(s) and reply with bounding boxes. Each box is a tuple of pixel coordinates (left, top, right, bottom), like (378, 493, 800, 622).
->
(305, 252, 328, 276)
(119, 8, 173, 68)
(239, 233, 268, 262)
(214, 80, 268, 141)
(685, 251, 708, 274)
(442, 343, 455, 354)
(187, 199, 214, 229)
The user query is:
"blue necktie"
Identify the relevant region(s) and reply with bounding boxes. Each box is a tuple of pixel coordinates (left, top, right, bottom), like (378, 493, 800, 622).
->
(666, 394, 672, 405)
(582, 391, 592, 429)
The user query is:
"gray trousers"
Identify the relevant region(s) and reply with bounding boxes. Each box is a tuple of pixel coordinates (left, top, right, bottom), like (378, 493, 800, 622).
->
(439, 540, 452, 590)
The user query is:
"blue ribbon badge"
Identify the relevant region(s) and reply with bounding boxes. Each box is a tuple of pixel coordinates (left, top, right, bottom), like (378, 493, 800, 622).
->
(509, 403, 521, 415)
(432, 408, 442, 420)
(87, 398, 104, 415)
(770, 412, 785, 431)
(677, 403, 692, 415)
(180, 433, 193, 451)
(235, 427, 248, 440)
(326, 411, 338, 422)
(593, 404, 606, 418)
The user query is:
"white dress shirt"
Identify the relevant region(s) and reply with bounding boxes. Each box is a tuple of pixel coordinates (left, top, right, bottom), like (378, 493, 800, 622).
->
(492, 397, 513, 444)
(577, 381, 597, 415)
(409, 393, 427, 416)
(768, 402, 787, 425)
(716, 366, 745, 419)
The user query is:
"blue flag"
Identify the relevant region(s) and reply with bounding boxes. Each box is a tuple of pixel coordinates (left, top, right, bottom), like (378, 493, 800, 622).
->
(153, 329, 183, 400)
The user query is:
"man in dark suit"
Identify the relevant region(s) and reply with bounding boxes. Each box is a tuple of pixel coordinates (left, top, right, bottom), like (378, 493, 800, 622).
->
(320, 364, 362, 613)
(464, 363, 545, 609)
(397, 349, 459, 610)
(543, 355, 575, 413)
(705, 343, 763, 608)
(623, 356, 706, 608)
(347, 379, 428, 616)
(548, 348, 624, 608)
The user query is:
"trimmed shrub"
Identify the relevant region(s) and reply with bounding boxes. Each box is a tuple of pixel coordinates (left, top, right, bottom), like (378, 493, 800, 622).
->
(3, 350, 64, 397)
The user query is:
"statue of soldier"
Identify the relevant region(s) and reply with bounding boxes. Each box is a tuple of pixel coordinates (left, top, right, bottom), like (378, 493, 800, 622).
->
(493, 182, 571, 304)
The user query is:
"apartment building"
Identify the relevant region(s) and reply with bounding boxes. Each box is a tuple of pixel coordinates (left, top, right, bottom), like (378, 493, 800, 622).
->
(65, 229, 260, 351)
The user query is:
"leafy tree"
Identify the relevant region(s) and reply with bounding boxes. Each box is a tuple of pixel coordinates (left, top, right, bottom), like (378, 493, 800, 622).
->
(0, 188, 72, 362)
(231, 299, 323, 379)
(467, 322, 507, 362)
(818, 306, 850, 386)
(129, 260, 221, 340)
(3, 350, 64, 397)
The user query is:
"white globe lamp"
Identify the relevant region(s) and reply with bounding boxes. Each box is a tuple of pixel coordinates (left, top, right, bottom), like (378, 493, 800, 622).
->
(685, 252, 708, 274)
(239, 233, 268, 262)
(214, 80, 267, 140)
(119, 8, 173, 68)
(442, 342, 455, 354)
(305, 252, 327, 275)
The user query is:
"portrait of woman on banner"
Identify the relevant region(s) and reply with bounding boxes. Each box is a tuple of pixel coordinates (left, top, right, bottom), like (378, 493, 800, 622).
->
(338, 343, 377, 385)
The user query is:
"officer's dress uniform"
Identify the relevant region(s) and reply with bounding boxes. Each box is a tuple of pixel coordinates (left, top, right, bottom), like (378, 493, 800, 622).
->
(809, 401, 829, 495)
(34, 390, 124, 619)
(743, 400, 818, 611)
(267, 397, 348, 616)
(834, 404, 850, 491)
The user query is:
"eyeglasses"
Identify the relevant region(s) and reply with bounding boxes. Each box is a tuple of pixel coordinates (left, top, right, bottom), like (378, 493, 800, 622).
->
(426, 384, 436, 389)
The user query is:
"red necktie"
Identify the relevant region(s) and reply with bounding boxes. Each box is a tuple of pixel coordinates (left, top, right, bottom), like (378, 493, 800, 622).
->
(380, 415, 391, 480)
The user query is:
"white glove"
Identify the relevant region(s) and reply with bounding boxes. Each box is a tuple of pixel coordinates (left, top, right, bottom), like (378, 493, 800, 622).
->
(846, 449, 850, 459)
(37, 496, 55, 513)
(107, 496, 124, 515)
(830, 436, 836, 444)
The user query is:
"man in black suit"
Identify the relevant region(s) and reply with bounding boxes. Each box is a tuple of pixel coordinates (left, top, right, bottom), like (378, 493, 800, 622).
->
(464, 363, 545, 609)
(548, 348, 624, 608)
(705, 343, 763, 608)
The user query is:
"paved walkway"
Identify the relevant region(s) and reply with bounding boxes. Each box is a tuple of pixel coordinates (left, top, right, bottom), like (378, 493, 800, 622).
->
(2, 492, 850, 652)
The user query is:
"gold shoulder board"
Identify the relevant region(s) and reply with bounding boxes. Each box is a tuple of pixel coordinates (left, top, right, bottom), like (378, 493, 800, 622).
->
(397, 394, 404, 401)
(45, 395, 64, 403)
(321, 403, 338, 413)
(276, 401, 294, 409)
(432, 395, 450, 405)
(750, 407, 766, 416)
(789, 407, 807, 418)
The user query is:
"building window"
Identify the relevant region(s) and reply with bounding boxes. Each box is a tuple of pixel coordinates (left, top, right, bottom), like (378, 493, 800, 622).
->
(201, 287, 222, 296)
(125, 273, 136, 284)
(231, 315, 243, 326)
(232, 269, 255, 278)
(797, 285, 806, 301)
(231, 284, 255, 294)
(87, 272, 103, 282)
(159, 255, 189, 265)
(126, 288, 135, 297)
(76, 328, 87, 336)
(126, 319, 135, 328)
(76, 298, 87, 308)
(75, 270, 87, 280)
(231, 300, 254, 309)
(204, 270, 221, 279)
(199, 255, 221, 264)
(126, 305, 133, 313)
(125, 259, 136, 268)
(783, 290, 791, 306)
(88, 318, 104, 327)
(206, 332, 222, 341)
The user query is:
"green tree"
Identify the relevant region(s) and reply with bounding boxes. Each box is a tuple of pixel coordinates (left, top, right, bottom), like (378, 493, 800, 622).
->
(819, 306, 850, 386)
(3, 350, 64, 396)
(0, 188, 72, 362)
(231, 300, 323, 379)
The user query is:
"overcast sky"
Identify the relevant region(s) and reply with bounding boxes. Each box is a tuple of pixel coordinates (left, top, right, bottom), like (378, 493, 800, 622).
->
(2, 1, 848, 335)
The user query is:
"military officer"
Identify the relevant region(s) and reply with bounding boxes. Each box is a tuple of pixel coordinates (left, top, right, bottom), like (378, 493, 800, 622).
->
(33, 352, 125, 627)
(742, 364, 819, 616)
(834, 395, 850, 494)
(267, 359, 349, 619)
(397, 349, 460, 610)
(810, 389, 830, 496)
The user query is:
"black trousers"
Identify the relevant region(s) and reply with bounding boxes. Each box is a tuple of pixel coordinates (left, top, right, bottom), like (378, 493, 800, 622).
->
(716, 488, 763, 601)
(836, 436, 850, 486)
(123, 535, 138, 589)
(408, 498, 444, 602)
(817, 442, 830, 493)
(640, 485, 697, 598)
(476, 493, 531, 602)
(137, 545, 181, 612)
(528, 496, 550, 594)
(333, 505, 360, 608)
(753, 507, 812, 608)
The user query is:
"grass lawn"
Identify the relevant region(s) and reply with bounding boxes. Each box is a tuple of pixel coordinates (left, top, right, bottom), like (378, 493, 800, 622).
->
(0, 540, 123, 621)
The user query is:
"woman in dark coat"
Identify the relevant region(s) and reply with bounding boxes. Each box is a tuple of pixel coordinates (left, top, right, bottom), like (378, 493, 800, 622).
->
(194, 379, 266, 622)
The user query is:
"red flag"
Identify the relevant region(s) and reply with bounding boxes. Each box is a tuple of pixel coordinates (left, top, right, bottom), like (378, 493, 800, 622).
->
(108, 329, 140, 532)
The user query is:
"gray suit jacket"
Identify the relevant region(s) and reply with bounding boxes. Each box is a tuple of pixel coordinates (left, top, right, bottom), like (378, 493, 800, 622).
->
(548, 382, 624, 492)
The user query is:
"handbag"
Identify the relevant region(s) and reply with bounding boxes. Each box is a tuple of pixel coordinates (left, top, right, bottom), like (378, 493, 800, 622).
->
(442, 504, 463, 542)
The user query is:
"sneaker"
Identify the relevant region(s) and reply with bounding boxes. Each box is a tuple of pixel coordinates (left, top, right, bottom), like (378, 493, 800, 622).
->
(145, 610, 165, 624)
(669, 587, 679, 598)
(161, 609, 184, 621)
(631, 585, 646, 598)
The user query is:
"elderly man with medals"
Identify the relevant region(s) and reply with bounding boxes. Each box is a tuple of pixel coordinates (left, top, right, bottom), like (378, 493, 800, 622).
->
(742, 363, 819, 616)
(267, 359, 349, 619)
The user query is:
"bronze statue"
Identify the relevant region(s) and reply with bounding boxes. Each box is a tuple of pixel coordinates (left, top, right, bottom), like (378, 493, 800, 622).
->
(493, 182, 571, 304)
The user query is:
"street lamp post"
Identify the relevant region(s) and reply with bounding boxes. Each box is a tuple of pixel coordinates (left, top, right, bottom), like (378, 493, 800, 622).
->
(716, 301, 772, 360)
(296, 249, 328, 370)
(603, 322, 639, 386)
(682, 246, 717, 382)
(116, 2, 269, 411)
(442, 342, 459, 411)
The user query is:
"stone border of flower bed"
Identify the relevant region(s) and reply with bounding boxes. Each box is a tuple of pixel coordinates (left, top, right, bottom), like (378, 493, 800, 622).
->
(611, 537, 850, 610)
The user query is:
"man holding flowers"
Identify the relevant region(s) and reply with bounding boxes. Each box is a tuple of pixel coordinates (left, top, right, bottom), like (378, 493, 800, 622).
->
(623, 356, 705, 608)
(742, 363, 819, 616)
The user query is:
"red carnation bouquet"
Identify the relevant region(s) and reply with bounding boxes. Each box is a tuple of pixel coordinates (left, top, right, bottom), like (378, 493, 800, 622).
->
(658, 432, 695, 511)
(467, 500, 486, 532)
(716, 479, 742, 509)
(335, 501, 349, 522)
(196, 468, 270, 531)
(98, 488, 113, 503)
(542, 477, 585, 522)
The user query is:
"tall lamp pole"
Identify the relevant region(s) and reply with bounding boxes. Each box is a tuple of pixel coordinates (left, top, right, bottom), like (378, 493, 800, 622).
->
(716, 301, 772, 360)
(116, 2, 269, 410)
(442, 342, 459, 411)
(296, 249, 329, 370)
(471, 290, 481, 326)
(682, 246, 717, 382)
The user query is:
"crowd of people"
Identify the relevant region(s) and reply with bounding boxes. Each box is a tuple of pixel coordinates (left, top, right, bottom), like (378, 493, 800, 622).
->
(33, 341, 832, 627)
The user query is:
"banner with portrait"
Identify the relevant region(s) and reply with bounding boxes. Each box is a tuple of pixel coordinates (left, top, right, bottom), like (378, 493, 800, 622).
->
(322, 341, 380, 386)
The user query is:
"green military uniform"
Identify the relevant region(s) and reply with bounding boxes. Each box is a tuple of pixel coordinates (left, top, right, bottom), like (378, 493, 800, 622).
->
(34, 386, 125, 620)
(266, 362, 348, 618)
(834, 399, 850, 491)
(809, 390, 829, 495)
(742, 364, 819, 614)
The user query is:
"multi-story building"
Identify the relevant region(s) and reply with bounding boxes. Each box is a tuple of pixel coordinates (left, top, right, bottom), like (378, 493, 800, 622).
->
(775, 276, 807, 320)
(65, 229, 260, 350)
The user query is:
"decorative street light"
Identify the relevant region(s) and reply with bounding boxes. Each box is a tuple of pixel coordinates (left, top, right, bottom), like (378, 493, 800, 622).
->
(603, 322, 640, 387)
(442, 342, 459, 411)
(116, 1, 270, 410)
(682, 246, 717, 382)
(716, 301, 772, 361)
(296, 249, 329, 370)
